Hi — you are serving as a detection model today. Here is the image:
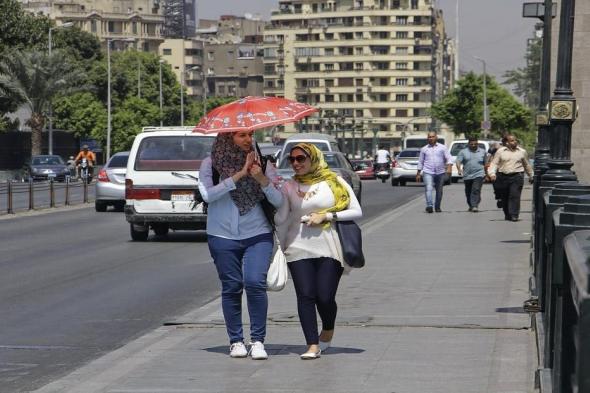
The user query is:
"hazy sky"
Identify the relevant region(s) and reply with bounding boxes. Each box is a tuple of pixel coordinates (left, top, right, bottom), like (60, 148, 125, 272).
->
(197, 0, 537, 82)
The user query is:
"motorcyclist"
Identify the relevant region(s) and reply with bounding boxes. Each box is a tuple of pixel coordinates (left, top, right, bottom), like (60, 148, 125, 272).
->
(75, 145, 96, 179)
(374, 145, 391, 172)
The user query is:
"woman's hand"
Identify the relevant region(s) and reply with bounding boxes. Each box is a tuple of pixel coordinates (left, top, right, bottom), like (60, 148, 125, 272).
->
(250, 162, 269, 187)
(232, 152, 256, 183)
(305, 212, 327, 226)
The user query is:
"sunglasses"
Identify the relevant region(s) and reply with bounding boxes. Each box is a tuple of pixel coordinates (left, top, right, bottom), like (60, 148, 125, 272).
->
(288, 155, 308, 164)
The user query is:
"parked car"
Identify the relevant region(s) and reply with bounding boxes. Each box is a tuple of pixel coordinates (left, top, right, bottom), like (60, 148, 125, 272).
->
(125, 126, 216, 241)
(24, 155, 70, 182)
(449, 139, 495, 183)
(95, 151, 129, 212)
(391, 148, 421, 186)
(351, 159, 376, 180)
(277, 151, 362, 203)
(277, 133, 340, 167)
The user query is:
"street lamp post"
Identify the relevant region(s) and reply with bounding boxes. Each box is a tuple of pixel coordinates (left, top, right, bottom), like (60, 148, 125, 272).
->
(106, 38, 134, 161)
(159, 59, 164, 126)
(180, 69, 184, 127)
(473, 56, 489, 137)
(545, 0, 578, 180)
(47, 22, 73, 155)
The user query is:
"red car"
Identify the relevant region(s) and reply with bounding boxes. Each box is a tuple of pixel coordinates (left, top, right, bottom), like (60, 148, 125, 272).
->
(351, 159, 376, 180)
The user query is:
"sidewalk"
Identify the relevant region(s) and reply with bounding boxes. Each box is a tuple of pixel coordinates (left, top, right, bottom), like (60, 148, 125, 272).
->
(36, 184, 537, 393)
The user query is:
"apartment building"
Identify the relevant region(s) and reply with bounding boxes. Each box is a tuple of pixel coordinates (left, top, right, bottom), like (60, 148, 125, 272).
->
(19, 0, 166, 52)
(160, 39, 205, 98)
(197, 15, 266, 99)
(263, 0, 454, 153)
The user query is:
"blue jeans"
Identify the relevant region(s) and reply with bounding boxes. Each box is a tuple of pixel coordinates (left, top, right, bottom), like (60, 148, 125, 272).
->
(423, 172, 445, 209)
(208, 233, 273, 344)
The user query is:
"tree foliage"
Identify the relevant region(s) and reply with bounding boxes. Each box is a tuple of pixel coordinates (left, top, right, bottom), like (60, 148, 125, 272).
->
(0, 49, 88, 154)
(432, 72, 532, 141)
(503, 29, 541, 110)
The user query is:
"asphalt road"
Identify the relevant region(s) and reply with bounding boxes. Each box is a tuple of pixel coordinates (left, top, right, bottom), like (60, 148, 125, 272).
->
(0, 179, 422, 392)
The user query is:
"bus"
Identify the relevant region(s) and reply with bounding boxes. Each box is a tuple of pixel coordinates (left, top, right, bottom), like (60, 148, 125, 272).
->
(403, 134, 447, 150)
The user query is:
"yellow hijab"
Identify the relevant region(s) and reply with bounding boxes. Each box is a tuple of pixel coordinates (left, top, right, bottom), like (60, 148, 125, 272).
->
(291, 143, 350, 225)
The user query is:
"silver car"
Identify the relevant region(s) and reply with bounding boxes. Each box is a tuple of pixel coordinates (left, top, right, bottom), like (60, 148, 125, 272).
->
(391, 148, 421, 186)
(95, 151, 129, 212)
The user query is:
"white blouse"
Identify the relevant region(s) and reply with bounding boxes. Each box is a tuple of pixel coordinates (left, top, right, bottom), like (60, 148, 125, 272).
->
(274, 176, 362, 269)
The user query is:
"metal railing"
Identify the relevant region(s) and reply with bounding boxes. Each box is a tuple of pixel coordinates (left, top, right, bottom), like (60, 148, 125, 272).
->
(0, 179, 94, 215)
(532, 181, 590, 393)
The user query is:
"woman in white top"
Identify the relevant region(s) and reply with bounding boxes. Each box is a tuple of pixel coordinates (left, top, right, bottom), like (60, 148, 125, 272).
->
(275, 143, 362, 359)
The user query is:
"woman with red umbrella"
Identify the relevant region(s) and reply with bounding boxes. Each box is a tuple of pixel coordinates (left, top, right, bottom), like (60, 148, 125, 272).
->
(198, 130, 283, 360)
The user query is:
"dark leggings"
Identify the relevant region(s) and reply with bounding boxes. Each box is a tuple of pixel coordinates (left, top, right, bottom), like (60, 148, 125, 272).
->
(288, 257, 344, 345)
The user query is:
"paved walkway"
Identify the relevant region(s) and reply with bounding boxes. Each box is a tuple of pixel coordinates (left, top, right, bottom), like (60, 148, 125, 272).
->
(36, 183, 537, 393)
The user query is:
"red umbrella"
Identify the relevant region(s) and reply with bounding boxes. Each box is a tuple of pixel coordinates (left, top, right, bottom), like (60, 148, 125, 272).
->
(193, 96, 318, 134)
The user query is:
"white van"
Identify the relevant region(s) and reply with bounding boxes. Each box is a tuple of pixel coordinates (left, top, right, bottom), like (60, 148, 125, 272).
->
(448, 139, 495, 183)
(124, 126, 216, 241)
(277, 133, 340, 167)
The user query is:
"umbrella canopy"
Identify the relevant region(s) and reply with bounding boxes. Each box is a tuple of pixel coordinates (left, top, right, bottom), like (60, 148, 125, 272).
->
(193, 96, 318, 134)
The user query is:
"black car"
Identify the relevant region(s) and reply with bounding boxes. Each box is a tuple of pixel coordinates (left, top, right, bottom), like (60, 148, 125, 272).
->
(25, 155, 70, 181)
(277, 151, 362, 204)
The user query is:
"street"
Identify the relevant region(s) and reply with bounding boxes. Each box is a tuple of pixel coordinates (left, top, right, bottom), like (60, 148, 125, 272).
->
(0, 180, 421, 392)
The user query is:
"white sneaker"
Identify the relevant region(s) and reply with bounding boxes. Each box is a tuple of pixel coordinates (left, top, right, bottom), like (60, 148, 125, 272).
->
(249, 341, 268, 360)
(229, 342, 248, 358)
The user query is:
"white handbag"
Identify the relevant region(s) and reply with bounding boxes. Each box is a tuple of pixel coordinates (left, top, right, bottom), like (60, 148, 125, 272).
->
(267, 236, 288, 291)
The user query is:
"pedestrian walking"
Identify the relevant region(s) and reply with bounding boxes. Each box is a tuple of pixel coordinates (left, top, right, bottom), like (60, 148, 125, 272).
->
(455, 136, 487, 212)
(488, 134, 534, 221)
(198, 131, 284, 360)
(275, 143, 362, 360)
(488, 139, 505, 208)
(416, 131, 452, 213)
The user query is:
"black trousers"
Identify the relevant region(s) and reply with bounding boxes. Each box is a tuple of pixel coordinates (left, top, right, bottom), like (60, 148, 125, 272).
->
(496, 173, 524, 219)
(288, 257, 344, 345)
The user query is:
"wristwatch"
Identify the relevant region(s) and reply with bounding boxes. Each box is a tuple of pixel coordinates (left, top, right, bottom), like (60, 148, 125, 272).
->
(332, 212, 338, 221)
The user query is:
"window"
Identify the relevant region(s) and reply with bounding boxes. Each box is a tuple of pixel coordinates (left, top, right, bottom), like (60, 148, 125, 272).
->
(90, 19, 97, 33)
(163, 48, 172, 55)
(325, 63, 334, 71)
(396, 47, 408, 54)
(356, 110, 363, 117)
(355, 32, 363, 39)
(325, 48, 334, 56)
(396, 62, 408, 70)
(207, 52, 214, 61)
(396, 78, 408, 86)
(325, 33, 334, 40)
(218, 85, 226, 94)
(355, 47, 363, 55)
(264, 48, 276, 58)
(396, 31, 408, 39)
(355, 78, 363, 86)
(379, 109, 389, 117)
(325, 79, 334, 87)
(108, 21, 115, 32)
(395, 109, 408, 117)
(296, 47, 320, 56)
(396, 16, 408, 25)
(356, 94, 363, 102)
(132, 22, 138, 34)
(396, 94, 408, 102)
(325, 95, 334, 102)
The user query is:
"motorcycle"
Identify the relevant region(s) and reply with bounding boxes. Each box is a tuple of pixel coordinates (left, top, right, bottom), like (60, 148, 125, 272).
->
(80, 158, 92, 184)
(374, 162, 391, 183)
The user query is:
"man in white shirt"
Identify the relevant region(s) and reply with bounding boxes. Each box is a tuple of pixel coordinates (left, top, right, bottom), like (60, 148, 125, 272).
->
(375, 146, 390, 164)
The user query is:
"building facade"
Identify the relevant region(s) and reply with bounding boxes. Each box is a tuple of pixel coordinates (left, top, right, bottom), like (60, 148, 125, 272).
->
(19, 0, 166, 52)
(263, 0, 454, 154)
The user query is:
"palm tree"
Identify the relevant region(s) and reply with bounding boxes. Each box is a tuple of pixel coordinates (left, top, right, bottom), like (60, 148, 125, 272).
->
(0, 48, 86, 155)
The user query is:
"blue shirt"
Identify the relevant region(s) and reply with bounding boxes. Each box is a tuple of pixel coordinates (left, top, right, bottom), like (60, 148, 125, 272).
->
(456, 147, 486, 180)
(417, 143, 452, 175)
(198, 156, 283, 240)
